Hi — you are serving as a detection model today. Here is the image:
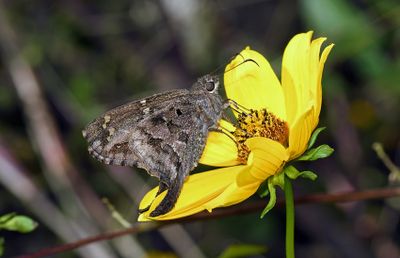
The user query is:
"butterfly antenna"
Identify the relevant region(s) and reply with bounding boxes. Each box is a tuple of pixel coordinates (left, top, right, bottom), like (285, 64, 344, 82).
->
(209, 51, 259, 81)
(209, 52, 239, 75)
(224, 58, 259, 74)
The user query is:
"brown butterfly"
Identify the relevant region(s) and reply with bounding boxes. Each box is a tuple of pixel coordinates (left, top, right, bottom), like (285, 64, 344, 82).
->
(82, 75, 224, 217)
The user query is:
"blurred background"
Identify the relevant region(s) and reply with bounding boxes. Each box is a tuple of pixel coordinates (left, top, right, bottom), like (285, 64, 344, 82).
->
(0, 0, 399, 257)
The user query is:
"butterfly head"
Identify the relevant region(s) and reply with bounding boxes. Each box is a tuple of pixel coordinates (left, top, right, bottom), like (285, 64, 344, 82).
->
(192, 74, 220, 94)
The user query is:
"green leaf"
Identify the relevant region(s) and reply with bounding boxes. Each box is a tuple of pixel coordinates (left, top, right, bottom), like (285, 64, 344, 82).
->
(0, 213, 15, 224)
(308, 127, 325, 149)
(260, 179, 277, 218)
(297, 144, 334, 161)
(218, 244, 267, 258)
(284, 166, 318, 181)
(257, 180, 269, 198)
(0, 238, 4, 257)
(0, 215, 38, 233)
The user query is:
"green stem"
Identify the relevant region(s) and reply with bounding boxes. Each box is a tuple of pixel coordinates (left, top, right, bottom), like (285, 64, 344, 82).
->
(285, 176, 295, 258)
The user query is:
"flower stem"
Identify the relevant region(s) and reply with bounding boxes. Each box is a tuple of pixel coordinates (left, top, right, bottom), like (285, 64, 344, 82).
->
(285, 177, 295, 258)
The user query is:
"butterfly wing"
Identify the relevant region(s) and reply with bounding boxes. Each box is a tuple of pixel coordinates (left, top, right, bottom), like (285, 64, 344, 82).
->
(82, 89, 189, 168)
(132, 95, 214, 179)
(83, 86, 223, 217)
(131, 93, 221, 216)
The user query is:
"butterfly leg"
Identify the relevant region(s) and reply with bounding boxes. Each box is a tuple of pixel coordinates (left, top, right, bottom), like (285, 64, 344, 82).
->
(150, 174, 185, 217)
(156, 181, 169, 196)
(138, 206, 150, 213)
(138, 181, 168, 213)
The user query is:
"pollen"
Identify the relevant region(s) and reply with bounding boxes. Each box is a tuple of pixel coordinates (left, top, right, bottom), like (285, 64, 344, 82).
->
(233, 109, 289, 163)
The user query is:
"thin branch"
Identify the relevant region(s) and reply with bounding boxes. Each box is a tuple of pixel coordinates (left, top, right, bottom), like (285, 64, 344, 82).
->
(372, 142, 400, 183)
(16, 223, 160, 258)
(184, 186, 400, 221)
(16, 187, 400, 258)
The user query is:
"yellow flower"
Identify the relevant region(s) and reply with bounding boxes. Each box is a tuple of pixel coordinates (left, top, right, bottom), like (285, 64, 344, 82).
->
(138, 31, 333, 221)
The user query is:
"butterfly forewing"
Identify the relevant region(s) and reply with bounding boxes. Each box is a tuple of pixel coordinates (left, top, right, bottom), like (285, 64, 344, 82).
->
(83, 89, 189, 166)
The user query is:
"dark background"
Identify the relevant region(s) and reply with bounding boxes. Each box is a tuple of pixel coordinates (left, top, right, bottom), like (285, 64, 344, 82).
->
(0, 0, 399, 257)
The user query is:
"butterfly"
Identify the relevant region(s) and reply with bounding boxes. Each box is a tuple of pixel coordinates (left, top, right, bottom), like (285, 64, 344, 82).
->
(82, 74, 225, 217)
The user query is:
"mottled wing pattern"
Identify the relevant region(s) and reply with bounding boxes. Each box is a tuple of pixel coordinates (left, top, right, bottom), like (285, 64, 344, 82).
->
(83, 74, 223, 217)
(131, 94, 215, 216)
(82, 89, 189, 167)
(132, 96, 211, 180)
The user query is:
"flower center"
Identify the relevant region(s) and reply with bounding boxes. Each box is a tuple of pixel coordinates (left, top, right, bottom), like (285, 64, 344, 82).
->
(233, 109, 289, 164)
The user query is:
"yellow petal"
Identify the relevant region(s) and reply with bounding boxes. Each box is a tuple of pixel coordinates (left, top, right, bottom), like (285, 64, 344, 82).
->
(288, 107, 315, 159)
(138, 166, 246, 221)
(202, 137, 290, 210)
(199, 120, 240, 167)
(239, 137, 289, 185)
(281, 66, 298, 127)
(314, 43, 334, 122)
(204, 181, 260, 211)
(224, 47, 286, 120)
(282, 31, 326, 125)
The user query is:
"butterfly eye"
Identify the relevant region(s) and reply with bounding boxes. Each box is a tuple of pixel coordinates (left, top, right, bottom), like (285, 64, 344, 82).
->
(205, 81, 216, 92)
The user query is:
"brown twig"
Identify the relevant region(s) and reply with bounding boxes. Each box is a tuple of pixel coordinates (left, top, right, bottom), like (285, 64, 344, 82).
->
(372, 142, 400, 183)
(16, 187, 400, 258)
(16, 223, 160, 258)
(184, 186, 400, 221)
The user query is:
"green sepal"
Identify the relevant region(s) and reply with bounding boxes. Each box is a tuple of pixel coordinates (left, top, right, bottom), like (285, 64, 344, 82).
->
(257, 180, 270, 198)
(0, 214, 37, 233)
(218, 244, 268, 258)
(284, 166, 318, 181)
(270, 171, 285, 189)
(308, 127, 326, 149)
(297, 170, 318, 181)
(260, 178, 278, 218)
(260, 172, 287, 218)
(297, 144, 334, 161)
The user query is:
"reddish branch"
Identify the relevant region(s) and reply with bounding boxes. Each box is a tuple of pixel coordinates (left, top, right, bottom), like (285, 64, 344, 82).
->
(17, 187, 400, 258)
